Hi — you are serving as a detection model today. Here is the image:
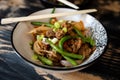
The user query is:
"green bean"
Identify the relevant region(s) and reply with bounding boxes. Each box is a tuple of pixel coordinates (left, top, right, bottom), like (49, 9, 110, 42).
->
(49, 7, 56, 23)
(59, 35, 79, 50)
(47, 39, 83, 60)
(73, 27, 84, 39)
(38, 56, 53, 66)
(59, 36, 72, 50)
(31, 22, 54, 27)
(84, 37, 95, 46)
(74, 27, 95, 46)
(63, 55, 78, 66)
(51, 7, 56, 14)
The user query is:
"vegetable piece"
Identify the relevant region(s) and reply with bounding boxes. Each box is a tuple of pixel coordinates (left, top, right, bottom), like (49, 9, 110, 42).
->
(36, 35, 44, 41)
(48, 38, 58, 44)
(47, 39, 83, 60)
(51, 7, 56, 14)
(54, 22, 61, 29)
(53, 22, 61, 32)
(59, 36, 79, 50)
(59, 36, 72, 50)
(74, 27, 95, 46)
(73, 21, 85, 31)
(38, 56, 53, 66)
(31, 22, 54, 27)
(62, 27, 67, 33)
(49, 7, 56, 23)
(29, 41, 34, 49)
(63, 55, 78, 66)
(32, 53, 38, 60)
(73, 27, 84, 38)
(84, 37, 95, 46)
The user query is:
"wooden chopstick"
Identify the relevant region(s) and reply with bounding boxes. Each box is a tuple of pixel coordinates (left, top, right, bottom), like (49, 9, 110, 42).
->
(1, 9, 97, 24)
(57, 0, 79, 9)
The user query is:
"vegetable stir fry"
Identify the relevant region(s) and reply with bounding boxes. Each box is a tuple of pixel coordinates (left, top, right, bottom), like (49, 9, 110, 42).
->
(29, 9, 96, 67)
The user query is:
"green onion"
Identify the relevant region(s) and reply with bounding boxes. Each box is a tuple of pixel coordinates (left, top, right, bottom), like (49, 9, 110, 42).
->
(54, 22, 61, 29)
(62, 27, 67, 33)
(36, 35, 44, 41)
(53, 28, 57, 32)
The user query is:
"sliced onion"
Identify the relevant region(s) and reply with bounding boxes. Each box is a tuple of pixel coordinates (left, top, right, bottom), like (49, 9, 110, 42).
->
(60, 60, 83, 67)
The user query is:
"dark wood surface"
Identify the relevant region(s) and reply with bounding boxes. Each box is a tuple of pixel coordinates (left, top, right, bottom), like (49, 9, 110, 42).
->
(0, 0, 120, 80)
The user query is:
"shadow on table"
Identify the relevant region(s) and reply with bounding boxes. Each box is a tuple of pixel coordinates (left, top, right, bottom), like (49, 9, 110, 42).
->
(0, 53, 60, 80)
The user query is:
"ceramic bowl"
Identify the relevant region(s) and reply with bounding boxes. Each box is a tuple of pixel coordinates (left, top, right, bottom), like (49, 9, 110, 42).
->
(11, 8, 108, 73)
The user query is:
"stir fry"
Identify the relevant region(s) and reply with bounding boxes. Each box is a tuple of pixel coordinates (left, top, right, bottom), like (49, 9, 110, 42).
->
(29, 9, 96, 67)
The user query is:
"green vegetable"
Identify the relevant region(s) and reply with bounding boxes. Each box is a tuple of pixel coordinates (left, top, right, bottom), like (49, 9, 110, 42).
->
(47, 39, 83, 60)
(36, 35, 44, 41)
(63, 55, 78, 66)
(51, 7, 56, 14)
(29, 41, 34, 49)
(31, 22, 54, 27)
(59, 36, 79, 50)
(74, 27, 95, 46)
(38, 56, 53, 66)
(84, 37, 95, 46)
(49, 7, 56, 23)
(54, 22, 61, 29)
(32, 53, 38, 60)
(59, 36, 72, 50)
(62, 27, 67, 33)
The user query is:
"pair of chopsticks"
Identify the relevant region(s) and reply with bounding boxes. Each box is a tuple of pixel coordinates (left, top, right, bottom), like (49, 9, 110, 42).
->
(57, 0, 79, 9)
(1, 9, 97, 25)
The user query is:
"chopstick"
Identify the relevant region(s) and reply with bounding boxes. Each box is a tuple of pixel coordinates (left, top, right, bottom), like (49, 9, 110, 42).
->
(57, 0, 79, 9)
(1, 9, 97, 24)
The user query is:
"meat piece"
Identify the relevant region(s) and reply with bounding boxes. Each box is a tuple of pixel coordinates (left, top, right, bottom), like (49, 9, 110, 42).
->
(33, 40, 49, 55)
(37, 50, 62, 62)
(50, 17, 57, 24)
(33, 40, 62, 62)
(61, 21, 73, 31)
(55, 29, 65, 39)
(78, 44, 92, 58)
(83, 27, 93, 37)
(72, 21, 85, 31)
(29, 26, 51, 37)
(63, 38, 82, 53)
(45, 29, 55, 38)
(46, 51, 62, 62)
